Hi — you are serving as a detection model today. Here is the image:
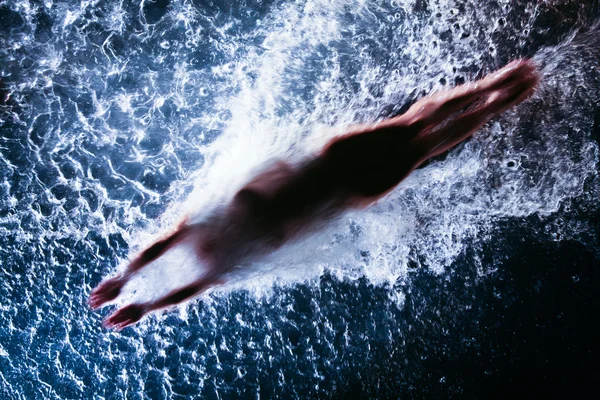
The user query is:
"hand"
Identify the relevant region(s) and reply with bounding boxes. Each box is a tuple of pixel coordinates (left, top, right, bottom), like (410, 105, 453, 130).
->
(103, 304, 147, 330)
(88, 276, 125, 310)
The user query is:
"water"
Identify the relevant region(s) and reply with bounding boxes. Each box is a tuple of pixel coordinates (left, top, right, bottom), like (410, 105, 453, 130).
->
(1, 0, 599, 398)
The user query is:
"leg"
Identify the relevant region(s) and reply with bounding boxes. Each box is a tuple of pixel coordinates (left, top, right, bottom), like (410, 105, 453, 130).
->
(412, 62, 539, 160)
(391, 59, 538, 131)
(321, 59, 539, 205)
(102, 275, 223, 330)
(88, 224, 194, 310)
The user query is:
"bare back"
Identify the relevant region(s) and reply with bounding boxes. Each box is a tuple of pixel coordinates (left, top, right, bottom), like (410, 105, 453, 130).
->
(91, 59, 540, 330)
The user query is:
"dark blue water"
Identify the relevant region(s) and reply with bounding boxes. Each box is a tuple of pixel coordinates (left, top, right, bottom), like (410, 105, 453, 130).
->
(1, 0, 599, 398)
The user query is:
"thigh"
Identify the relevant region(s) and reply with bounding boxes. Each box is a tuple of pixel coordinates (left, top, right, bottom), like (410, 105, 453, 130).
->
(322, 126, 421, 199)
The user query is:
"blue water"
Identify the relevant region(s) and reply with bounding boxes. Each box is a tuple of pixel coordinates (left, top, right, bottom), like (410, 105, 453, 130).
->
(1, 0, 599, 398)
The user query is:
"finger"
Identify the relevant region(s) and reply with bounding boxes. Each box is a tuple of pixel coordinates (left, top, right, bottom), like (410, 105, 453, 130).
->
(88, 294, 106, 310)
(113, 315, 136, 331)
(113, 320, 127, 331)
(102, 314, 118, 329)
(117, 320, 133, 330)
(88, 298, 99, 310)
(103, 310, 126, 329)
(88, 294, 104, 310)
(104, 316, 129, 330)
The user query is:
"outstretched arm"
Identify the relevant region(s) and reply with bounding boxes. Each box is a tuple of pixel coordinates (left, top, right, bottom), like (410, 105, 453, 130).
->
(102, 275, 222, 330)
(88, 222, 197, 310)
(126, 224, 194, 276)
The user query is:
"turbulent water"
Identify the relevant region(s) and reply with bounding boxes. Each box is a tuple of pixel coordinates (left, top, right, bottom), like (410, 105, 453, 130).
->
(1, 0, 599, 398)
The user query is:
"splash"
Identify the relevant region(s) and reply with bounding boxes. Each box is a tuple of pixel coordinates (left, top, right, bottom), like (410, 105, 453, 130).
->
(0, 0, 599, 398)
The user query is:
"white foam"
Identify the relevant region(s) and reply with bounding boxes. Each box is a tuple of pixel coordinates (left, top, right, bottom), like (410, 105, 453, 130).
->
(111, 0, 599, 308)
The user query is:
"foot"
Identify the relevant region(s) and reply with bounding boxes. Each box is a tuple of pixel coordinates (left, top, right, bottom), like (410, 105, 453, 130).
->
(482, 59, 539, 94)
(484, 62, 540, 113)
(103, 304, 147, 330)
(88, 275, 126, 310)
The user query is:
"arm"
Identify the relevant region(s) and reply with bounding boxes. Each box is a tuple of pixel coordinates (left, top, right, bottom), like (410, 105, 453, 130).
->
(102, 275, 222, 330)
(146, 277, 218, 313)
(88, 222, 196, 310)
(125, 224, 193, 277)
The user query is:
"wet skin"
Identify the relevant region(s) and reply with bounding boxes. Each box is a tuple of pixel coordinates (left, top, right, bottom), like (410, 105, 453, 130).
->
(89, 59, 540, 330)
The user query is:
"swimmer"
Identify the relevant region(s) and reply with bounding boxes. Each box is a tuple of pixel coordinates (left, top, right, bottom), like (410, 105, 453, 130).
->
(89, 59, 540, 330)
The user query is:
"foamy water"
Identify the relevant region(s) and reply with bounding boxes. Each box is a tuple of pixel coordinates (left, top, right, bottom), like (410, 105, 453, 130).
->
(0, 0, 598, 398)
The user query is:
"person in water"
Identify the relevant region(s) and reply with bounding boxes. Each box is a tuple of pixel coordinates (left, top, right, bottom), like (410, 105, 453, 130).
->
(89, 59, 540, 330)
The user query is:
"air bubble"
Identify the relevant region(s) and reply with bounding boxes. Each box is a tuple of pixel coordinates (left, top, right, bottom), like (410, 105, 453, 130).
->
(505, 159, 519, 169)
